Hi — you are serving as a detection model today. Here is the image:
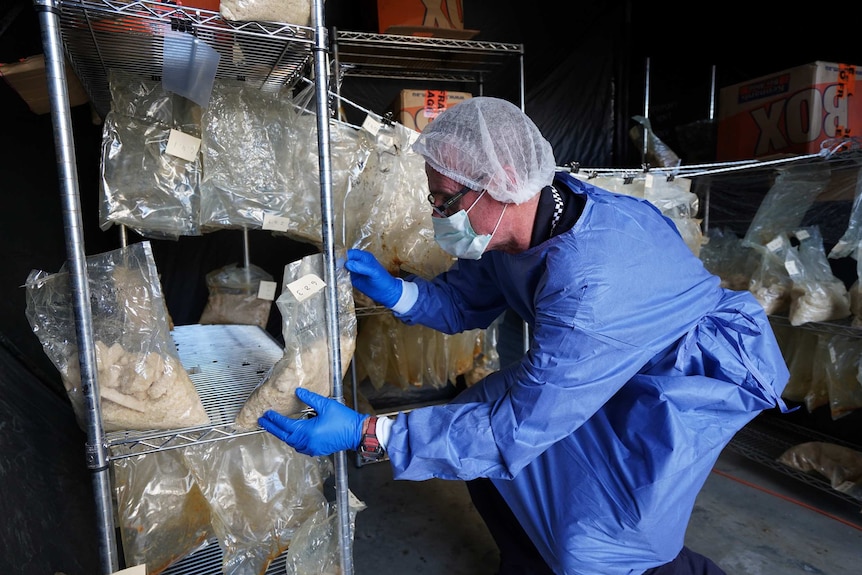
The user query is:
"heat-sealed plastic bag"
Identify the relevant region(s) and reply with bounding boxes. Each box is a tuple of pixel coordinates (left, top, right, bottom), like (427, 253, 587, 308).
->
(747, 234, 793, 315)
(828, 162, 862, 259)
(850, 244, 862, 327)
(285, 115, 373, 247)
(699, 227, 757, 291)
(24, 241, 209, 432)
(785, 227, 851, 326)
(283, 493, 366, 575)
(199, 79, 298, 230)
(771, 325, 818, 405)
(778, 441, 862, 504)
(345, 120, 455, 413)
(347, 121, 453, 296)
(181, 433, 330, 575)
(100, 69, 202, 239)
(806, 334, 832, 413)
(743, 163, 831, 247)
(220, 0, 310, 25)
(821, 334, 862, 420)
(114, 450, 212, 575)
(464, 315, 502, 386)
(354, 312, 480, 391)
(629, 115, 681, 168)
(234, 252, 356, 430)
(643, 174, 703, 256)
(199, 262, 274, 329)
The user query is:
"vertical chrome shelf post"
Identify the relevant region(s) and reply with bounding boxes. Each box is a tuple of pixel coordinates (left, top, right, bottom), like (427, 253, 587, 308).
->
(33, 0, 118, 571)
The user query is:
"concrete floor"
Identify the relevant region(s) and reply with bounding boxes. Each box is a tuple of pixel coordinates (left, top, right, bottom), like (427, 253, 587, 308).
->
(347, 447, 862, 575)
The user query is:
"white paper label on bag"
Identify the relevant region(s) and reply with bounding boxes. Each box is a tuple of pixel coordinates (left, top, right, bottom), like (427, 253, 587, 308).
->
(766, 237, 784, 252)
(795, 229, 810, 241)
(784, 259, 799, 276)
(262, 212, 291, 232)
(257, 280, 277, 301)
(362, 114, 382, 136)
(165, 129, 201, 161)
(112, 565, 147, 575)
(287, 273, 326, 302)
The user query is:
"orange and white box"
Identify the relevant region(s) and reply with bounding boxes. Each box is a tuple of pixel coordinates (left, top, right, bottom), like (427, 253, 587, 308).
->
(392, 89, 472, 132)
(716, 61, 861, 161)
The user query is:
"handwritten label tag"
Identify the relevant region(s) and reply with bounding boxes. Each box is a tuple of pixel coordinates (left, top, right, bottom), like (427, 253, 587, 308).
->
(262, 212, 291, 232)
(784, 259, 799, 276)
(257, 280, 277, 301)
(795, 229, 810, 241)
(287, 273, 326, 303)
(165, 129, 201, 162)
(361, 114, 382, 136)
(766, 237, 784, 252)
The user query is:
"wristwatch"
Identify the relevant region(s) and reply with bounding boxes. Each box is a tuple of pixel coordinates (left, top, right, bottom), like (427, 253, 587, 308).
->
(358, 416, 386, 463)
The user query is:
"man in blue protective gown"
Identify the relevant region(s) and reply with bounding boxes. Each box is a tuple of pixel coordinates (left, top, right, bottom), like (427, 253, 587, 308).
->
(259, 97, 790, 575)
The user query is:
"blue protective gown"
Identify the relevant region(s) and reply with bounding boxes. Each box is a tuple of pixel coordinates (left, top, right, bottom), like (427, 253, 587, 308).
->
(387, 173, 790, 575)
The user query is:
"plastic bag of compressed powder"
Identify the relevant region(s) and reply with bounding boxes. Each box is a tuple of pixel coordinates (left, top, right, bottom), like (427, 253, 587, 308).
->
(24, 241, 209, 432)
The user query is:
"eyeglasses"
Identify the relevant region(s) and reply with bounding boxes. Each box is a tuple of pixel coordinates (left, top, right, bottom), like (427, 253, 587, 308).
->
(428, 185, 471, 218)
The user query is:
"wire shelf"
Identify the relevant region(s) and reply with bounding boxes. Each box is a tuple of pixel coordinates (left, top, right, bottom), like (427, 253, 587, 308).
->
(162, 536, 288, 575)
(334, 30, 522, 84)
(728, 415, 862, 510)
(768, 314, 862, 339)
(58, 0, 315, 117)
(106, 323, 283, 460)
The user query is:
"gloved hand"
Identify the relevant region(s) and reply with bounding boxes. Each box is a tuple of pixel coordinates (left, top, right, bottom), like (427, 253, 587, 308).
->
(258, 388, 370, 457)
(345, 248, 402, 308)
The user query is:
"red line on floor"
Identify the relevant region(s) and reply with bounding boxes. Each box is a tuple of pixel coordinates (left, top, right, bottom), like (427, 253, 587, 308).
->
(711, 467, 862, 532)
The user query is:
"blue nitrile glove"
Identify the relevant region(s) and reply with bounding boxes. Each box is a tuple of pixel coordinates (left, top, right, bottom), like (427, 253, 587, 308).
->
(345, 248, 402, 308)
(258, 388, 369, 457)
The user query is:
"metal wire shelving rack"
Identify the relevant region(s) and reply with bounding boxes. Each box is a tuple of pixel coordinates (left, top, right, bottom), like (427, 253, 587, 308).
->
(332, 29, 523, 87)
(728, 415, 862, 509)
(35, 0, 355, 572)
(55, 0, 316, 118)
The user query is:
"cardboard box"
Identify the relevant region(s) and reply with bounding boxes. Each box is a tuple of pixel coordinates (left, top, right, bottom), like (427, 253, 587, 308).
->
(392, 89, 471, 132)
(716, 61, 860, 161)
(374, 0, 478, 38)
(377, 0, 463, 31)
(0, 54, 89, 115)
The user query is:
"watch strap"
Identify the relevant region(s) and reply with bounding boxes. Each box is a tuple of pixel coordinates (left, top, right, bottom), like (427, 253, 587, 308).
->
(358, 416, 386, 463)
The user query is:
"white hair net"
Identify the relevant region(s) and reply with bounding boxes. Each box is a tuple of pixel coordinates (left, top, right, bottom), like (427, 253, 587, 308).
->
(411, 97, 556, 204)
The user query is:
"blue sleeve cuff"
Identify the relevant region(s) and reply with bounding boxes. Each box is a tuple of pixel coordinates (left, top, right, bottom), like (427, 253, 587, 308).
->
(391, 279, 419, 314)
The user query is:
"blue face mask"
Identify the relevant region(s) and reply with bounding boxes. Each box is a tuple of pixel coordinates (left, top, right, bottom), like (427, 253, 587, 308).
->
(432, 190, 507, 260)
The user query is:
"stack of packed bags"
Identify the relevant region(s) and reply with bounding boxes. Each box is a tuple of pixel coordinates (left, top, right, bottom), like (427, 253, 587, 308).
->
(99, 69, 491, 393)
(25, 245, 364, 575)
(698, 160, 862, 421)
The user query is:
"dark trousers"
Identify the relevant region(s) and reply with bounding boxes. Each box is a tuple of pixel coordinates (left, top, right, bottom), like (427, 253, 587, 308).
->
(466, 478, 726, 575)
